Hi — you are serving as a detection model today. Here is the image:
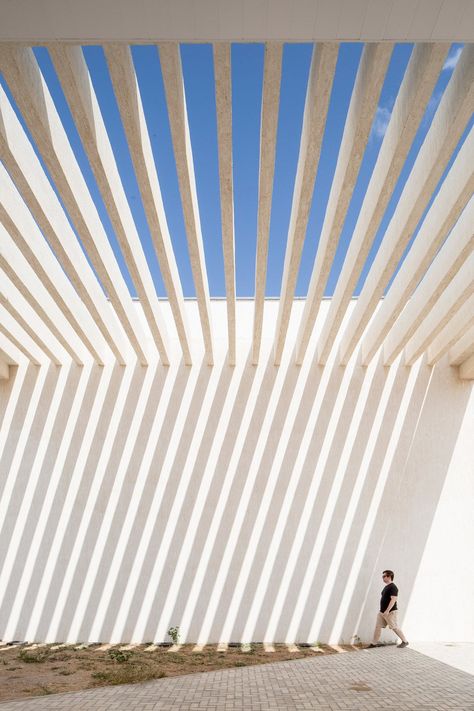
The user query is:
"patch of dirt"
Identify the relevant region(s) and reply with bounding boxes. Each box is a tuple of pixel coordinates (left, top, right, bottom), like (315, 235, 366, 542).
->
(0, 643, 361, 702)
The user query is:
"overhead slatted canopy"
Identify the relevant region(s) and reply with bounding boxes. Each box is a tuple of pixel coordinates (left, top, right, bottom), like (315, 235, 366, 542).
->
(0, 0, 473, 380)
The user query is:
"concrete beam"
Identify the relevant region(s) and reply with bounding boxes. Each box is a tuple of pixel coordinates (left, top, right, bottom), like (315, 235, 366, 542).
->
(251, 42, 283, 365)
(0, 314, 42, 366)
(0, 164, 107, 364)
(404, 256, 474, 366)
(459, 353, 474, 380)
(0, 357, 9, 380)
(0, 45, 149, 364)
(316, 43, 449, 364)
(158, 42, 213, 365)
(383, 198, 473, 365)
(214, 42, 237, 366)
(0, 83, 130, 365)
(339, 44, 474, 365)
(449, 325, 474, 366)
(362, 126, 474, 365)
(103, 43, 192, 364)
(427, 295, 474, 365)
(294, 42, 393, 365)
(268, 43, 337, 365)
(0, 229, 84, 364)
(0, 279, 65, 366)
(0, 346, 17, 367)
(48, 44, 170, 364)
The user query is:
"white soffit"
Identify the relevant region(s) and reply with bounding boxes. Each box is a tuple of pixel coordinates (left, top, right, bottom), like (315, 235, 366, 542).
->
(0, 7, 473, 379)
(1, 0, 474, 42)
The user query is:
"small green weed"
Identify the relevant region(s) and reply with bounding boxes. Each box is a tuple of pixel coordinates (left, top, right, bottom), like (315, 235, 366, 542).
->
(107, 648, 132, 663)
(168, 626, 180, 645)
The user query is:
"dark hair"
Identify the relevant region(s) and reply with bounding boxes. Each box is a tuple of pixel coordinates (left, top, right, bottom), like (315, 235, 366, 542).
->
(383, 570, 394, 580)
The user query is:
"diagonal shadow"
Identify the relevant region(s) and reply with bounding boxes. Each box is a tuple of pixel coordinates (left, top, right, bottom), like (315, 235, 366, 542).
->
(96, 359, 192, 642)
(0, 362, 82, 640)
(31, 363, 121, 641)
(101, 360, 211, 642)
(201, 351, 281, 643)
(144, 359, 236, 641)
(76, 362, 168, 642)
(347, 358, 472, 643)
(227, 354, 318, 643)
(299, 355, 407, 643)
(177, 351, 258, 642)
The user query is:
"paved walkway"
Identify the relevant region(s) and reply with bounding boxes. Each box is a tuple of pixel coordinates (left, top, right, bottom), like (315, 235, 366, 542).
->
(410, 642, 474, 677)
(0, 646, 473, 710)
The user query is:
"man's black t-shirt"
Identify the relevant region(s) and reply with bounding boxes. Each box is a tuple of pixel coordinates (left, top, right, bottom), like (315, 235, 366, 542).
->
(380, 582, 398, 612)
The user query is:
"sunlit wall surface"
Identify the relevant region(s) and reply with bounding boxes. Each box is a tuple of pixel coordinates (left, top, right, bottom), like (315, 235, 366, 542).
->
(0, 301, 472, 644)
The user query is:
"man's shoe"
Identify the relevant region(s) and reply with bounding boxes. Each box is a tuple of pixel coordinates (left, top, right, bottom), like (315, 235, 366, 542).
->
(397, 641, 409, 648)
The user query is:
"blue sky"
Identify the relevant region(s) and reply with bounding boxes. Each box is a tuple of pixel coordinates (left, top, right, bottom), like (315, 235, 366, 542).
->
(1, 42, 468, 299)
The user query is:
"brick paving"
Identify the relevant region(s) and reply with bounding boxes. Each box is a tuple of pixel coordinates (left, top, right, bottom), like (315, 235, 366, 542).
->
(0, 647, 473, 710)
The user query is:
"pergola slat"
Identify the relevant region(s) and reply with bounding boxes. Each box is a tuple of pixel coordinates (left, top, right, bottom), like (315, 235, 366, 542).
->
(103, 44, 192, 365)
(427, 294, 474, 365)
(0, 38, 470, 371)
(158, 42, 213, 365)
(214, 42, 237, 365)
(316, 43, 449, 364)
(404, 256, 474, 366)
(49, 44, 171, 365)
(0, 318, 41, 366)
(0, 229, 87, 364)
(382, 197, 473, 365)
(0, 165, 107, 364)
(0, 355, 10, 379)
(0, 345, 16, 367)
(339, 44, 474, 365)
(0, 277, 64, 366)
(294, 42, 393, 365)
(252, 42, 283, 365)
(0, 84, 130, 365)
(459, 352, 474, 380)
(271, 42, 337, 364)
(361, 127, 474, 365)
(0, 45, 151, 365)
(449, 325, 474, 366)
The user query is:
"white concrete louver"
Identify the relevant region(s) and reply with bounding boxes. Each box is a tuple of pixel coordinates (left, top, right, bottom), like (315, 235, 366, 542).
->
(214, 42, 238, 366)
(274, 42, 338, 365)
(0, 83, 131, 365)
(101, 44, 192, 365)
(314, 42, 451, 365)
(338, 43, 474, 368)
(0, 46, 153, 366)
(0, 41, 473, 379)
(252, 42, 283, 366)
(291, 41, 394, 366)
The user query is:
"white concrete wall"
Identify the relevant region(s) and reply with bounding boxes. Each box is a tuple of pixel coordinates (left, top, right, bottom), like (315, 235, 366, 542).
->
(0, 301, 472, 644)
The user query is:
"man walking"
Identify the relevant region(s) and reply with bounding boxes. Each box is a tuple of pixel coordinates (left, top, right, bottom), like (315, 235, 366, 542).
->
(367, 570, 409, 648)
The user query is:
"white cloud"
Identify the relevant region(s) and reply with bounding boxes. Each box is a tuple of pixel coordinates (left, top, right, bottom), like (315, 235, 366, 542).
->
(371, 106, 391, 140)
(443, 47, 462, 71)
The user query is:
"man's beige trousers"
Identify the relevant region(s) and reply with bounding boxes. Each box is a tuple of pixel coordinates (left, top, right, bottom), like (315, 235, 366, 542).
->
(372, 611, 408, 644)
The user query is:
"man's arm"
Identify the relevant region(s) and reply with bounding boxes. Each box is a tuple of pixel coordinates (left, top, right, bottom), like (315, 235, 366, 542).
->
(383, 596, 398, 615)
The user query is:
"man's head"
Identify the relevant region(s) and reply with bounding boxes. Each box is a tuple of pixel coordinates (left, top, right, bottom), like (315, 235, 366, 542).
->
(382, 570, 394, 581)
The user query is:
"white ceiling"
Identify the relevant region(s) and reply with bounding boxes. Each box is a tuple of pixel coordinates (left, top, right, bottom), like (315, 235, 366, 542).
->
(1, 0, 474, 42)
